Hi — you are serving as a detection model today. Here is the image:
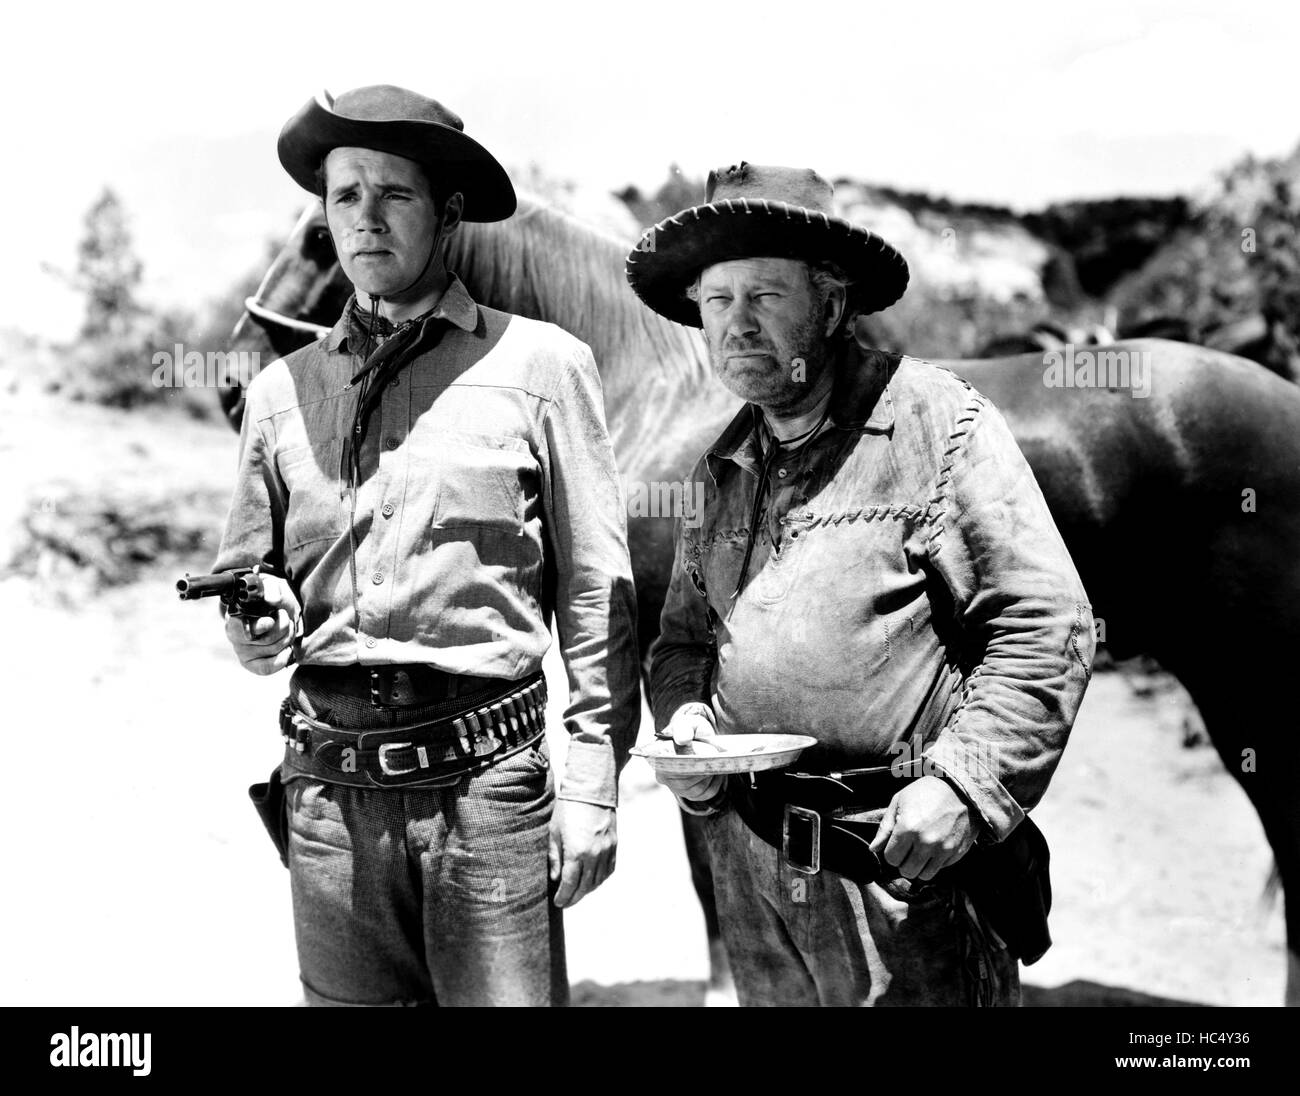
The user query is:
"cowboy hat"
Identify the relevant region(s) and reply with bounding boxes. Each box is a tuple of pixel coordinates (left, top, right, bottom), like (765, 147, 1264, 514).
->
(625, 162, 908, 327)
(277, 85, 516, 222)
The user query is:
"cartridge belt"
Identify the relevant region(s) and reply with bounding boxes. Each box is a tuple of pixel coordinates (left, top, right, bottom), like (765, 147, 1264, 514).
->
(293, 663, 501, 708)
(280, 672, 547, 789)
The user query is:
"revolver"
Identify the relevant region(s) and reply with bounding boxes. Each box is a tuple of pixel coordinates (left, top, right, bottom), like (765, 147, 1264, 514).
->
(176, 565, 279, 619)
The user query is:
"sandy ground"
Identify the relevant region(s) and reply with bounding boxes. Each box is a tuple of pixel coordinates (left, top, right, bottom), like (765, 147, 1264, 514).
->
(0, 392, 1287, 1006)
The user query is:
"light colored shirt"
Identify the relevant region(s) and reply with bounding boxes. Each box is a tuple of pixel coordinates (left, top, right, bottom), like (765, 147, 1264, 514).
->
(216, 277, 642, 807)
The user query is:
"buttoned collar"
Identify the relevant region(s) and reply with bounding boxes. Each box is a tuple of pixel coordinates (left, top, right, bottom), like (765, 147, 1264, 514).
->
(323, 274, 481, 354)
(706, 337, 898, 481)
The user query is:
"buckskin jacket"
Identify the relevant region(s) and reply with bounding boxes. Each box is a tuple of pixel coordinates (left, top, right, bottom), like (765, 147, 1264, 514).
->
(649, 334, 1096, 841)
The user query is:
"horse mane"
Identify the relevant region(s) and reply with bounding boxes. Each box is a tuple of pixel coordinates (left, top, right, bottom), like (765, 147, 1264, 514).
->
(445, 193, 710, 393)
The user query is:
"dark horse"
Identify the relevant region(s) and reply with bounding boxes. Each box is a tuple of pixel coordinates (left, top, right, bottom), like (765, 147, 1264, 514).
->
(224, 197, 1300, 1004)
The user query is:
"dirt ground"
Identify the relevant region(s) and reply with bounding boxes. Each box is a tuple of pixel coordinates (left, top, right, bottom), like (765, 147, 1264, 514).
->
(0, 391, 1287, 1006)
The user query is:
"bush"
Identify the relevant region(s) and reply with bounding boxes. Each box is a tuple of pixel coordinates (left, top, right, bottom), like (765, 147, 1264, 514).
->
(57, 307, 203, 411)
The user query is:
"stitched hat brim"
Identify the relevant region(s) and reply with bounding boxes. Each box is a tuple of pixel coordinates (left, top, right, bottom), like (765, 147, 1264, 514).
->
(278, 97, 516, 222)
(625, 199, 908, 327)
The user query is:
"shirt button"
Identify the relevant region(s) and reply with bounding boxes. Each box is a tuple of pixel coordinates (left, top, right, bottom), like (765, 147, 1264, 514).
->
(364, 636, 377, 649)
(371, 571, 384, 585)
(777, 468, 788, 479)
(381, 502, 395, 518)
(384, 437, 398, 450)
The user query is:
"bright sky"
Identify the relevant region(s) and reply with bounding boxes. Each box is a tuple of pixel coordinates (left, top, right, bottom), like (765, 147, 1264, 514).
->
(4, 0, 1298, 337)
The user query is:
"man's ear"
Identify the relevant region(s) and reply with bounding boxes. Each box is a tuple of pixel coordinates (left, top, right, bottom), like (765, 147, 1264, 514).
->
(441, 192, 465, 236)
(822, 283, 847, 337)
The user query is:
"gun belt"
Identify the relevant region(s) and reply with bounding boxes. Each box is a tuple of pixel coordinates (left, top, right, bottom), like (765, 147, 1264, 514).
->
(279, 672, 547, 789)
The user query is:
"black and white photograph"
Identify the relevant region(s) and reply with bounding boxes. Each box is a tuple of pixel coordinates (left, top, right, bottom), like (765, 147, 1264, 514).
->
(1, 0, 1296, 1058)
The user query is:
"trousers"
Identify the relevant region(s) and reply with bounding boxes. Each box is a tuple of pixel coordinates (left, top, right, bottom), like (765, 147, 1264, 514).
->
(704, 806, 1020, 1007)
(282, 675, 565, 1007)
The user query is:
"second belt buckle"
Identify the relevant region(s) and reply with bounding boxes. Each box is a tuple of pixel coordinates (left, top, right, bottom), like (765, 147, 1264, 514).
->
(782, 804, 821, 875)
(377, 742, 417, 777)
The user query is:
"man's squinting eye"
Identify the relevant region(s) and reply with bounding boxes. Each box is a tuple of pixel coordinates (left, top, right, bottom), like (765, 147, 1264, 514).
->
(331, 189, 414, 204)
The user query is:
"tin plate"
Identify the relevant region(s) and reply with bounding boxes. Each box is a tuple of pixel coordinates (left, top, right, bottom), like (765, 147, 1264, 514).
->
(631, 734, 818, 776)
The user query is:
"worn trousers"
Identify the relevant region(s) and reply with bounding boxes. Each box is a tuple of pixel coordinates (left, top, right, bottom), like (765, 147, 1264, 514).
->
(282, 678, 565, 1007)
(704, 806, 1020, 1007)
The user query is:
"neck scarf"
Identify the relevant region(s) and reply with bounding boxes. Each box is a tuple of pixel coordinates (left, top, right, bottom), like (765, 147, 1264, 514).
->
(339, 297, 450, 489)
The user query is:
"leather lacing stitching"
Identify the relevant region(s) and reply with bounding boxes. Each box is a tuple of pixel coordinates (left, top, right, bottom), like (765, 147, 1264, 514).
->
(797, 504, 924, 530)
(924, 389, 989, 557)
(699, 527, 752, 550)
(625, 200, 912, 279)
(1069, 602, 1093, 674)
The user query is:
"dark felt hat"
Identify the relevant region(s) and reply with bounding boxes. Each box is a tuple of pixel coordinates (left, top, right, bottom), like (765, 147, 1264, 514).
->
(277, 86, 516, 222)
(625, 162, 908, 327)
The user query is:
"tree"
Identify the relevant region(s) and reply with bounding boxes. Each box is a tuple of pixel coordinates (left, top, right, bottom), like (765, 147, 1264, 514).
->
(74, 188, 143, 340)
(1256, 177, 1300, 381)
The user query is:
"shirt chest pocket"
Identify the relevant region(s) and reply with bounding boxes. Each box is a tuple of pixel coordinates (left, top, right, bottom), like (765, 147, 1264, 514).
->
(428, 431, 534, 536)
(698, 530, 756, 610)
(277, 441, 345, 550)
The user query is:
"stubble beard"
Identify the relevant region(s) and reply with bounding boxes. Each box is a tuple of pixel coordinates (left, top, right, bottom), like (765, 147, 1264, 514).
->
(708, 305, 832, 413)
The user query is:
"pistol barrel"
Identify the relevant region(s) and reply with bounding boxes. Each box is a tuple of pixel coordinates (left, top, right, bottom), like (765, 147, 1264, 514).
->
(176, 572, 240, 601)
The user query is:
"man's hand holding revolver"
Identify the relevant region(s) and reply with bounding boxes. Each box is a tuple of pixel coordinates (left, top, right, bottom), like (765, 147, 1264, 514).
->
(225, 576, 302, 676)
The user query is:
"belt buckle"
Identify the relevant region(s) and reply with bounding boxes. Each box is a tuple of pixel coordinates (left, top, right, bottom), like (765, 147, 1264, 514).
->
(782, 804, 821, 875)
(377, 742, 417, 777)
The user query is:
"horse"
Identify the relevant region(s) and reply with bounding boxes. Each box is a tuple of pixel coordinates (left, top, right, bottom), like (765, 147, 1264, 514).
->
(977, 320, 1114, 358)
(224, 195, 1300, 1005)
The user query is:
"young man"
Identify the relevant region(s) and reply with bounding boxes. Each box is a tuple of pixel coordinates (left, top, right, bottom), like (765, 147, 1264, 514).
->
(216, 86, 640, 1006)
(628, 163, 1095, 1006)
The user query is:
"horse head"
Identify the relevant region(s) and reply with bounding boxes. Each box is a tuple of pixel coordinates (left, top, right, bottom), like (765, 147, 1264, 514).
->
(223, 203, 351, 426)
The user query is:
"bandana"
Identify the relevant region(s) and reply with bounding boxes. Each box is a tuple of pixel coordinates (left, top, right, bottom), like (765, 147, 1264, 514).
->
(339, 297, 450, 489)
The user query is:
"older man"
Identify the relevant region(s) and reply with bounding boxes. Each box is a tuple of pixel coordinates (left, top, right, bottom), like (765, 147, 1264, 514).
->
(215, 86, 640, 1006)
(628, 163, 1095, 1006)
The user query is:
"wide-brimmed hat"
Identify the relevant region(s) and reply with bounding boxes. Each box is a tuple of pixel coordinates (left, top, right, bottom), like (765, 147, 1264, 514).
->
(625, 162, 908, 327)
(277, 85, 516, 222)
